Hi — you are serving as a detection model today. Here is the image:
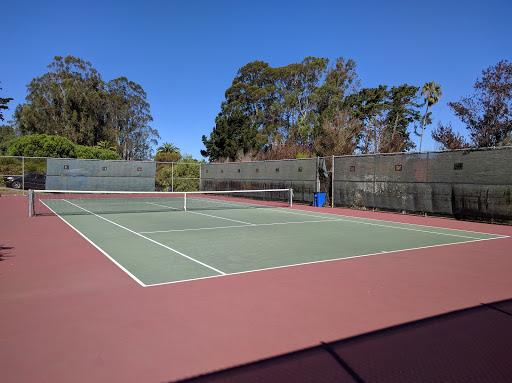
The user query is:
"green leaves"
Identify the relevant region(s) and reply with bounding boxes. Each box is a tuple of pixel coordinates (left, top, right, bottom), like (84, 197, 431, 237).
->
(5, 134, 119, 160)
(13, 56, 159, 160)
(157, 142, 180, 155)
(203, 56, 361, 161)
(201, 109, 262, 162)
(419, 81, 443, 151)
(203, 56, 440, 160)
(0, 82, 14, 122)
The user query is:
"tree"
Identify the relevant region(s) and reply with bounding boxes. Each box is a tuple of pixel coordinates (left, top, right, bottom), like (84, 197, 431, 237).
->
(0, 82, 14, 122)
(345, 85, 390, 153)
(203, 57, 430, 160)
(155, 142, 181, 162)
(14, 56, 107, 145)
(316, 57, 360, 124)
(94, 140, 116, 151)
(418, 82, 443, 151)
(448, 60, 512, 147)
(0, 124, 17, 154)
(201, 108, 266, 162)
(207, 56, 361, 160)
(105, 77, 159, 160)
(156, 154, 202, 191)
(223, 60, 281, 145)
(276, 57, 329, 143)
(157, 142, 180, 155)
(431, 122, 469, 149)
(13, 56, 159, 160)
(313, 109, 359, 156)
(379, 84, 421, 153)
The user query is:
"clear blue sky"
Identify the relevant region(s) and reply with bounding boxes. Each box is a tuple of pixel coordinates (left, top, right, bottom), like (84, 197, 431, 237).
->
(2, 0, 511, 160)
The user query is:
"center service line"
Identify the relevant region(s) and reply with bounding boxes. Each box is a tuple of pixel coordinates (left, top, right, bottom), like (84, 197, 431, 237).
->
(63, 200, 226, 275)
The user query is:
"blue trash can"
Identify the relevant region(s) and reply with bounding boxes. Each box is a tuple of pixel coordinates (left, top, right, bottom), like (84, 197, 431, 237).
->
(314, 192, 326, 207)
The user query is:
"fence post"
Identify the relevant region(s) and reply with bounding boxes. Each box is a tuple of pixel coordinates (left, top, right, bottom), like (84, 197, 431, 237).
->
(22, 156, 25, 191)
(171, 163, 174, 192)
(331, 155, 334, 208)
(316, 157, 320, 193)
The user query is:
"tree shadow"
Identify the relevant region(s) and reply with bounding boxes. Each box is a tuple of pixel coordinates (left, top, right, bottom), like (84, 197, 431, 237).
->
(0, 245, 14, 261)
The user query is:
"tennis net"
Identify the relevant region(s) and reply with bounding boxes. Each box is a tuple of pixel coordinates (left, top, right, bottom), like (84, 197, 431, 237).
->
(29, 188, 293, 216)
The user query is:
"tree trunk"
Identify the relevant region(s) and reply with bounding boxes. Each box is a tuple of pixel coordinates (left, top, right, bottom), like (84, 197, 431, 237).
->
(419, 105, 430, 152)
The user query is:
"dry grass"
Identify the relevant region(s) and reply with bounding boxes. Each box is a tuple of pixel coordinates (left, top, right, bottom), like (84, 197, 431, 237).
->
(0, 187, 27, 196)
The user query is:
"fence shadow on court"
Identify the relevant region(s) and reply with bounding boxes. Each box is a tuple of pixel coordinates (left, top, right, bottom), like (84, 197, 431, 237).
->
(0, 245, 14, 261)
(173, 299, 512, 383)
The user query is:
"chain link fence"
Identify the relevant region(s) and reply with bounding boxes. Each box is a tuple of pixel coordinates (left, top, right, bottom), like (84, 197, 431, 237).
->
(200, 147, 512, 222)
(0, 156, 201, 193)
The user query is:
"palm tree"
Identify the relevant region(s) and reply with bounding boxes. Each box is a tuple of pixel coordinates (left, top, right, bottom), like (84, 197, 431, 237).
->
(95, 141, 116, 151)
(419, 82, 443, 152)
(156, 142, 180, 154)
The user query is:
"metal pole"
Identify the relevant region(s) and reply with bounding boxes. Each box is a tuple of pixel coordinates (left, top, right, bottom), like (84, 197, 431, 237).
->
(331, 155, 335, 208)
(22, 156, 25, 192)
(171, 163, 174, 192)
(28, 189, 33, 217)
(184, 192, 187, 211)
(199, 163, 202, 191)
(289, 188, 293, 208)
(316, 157, 320, 193)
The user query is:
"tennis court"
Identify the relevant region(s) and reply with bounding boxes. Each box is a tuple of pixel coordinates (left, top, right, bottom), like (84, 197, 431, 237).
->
(34, 190, 506, 287)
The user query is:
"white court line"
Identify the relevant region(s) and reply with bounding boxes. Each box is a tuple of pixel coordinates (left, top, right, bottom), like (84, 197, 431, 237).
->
(39, 200, 147, 287)
(269, 207, 509, 238)
(145, 235, 508, 287)
(144, 201, 496, 240)
(145, 201, 254, 225)
(140, 218, 347, 234)
(243, 205, 508, 239)
(197, 196, 507, 238)
(63, 200, 226, 276)
(40, 198, 509, 288)
(187, 210, 254, 225)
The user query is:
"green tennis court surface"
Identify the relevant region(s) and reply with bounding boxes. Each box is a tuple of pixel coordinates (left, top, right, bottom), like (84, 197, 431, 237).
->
(41, 196, 506, 286)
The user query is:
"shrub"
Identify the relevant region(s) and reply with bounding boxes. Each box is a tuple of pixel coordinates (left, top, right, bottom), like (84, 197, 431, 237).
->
(6, 134, 76, 158)
(5, 134, 119, 160)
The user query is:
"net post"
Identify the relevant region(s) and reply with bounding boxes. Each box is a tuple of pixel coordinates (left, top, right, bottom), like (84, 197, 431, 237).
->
(28, 189, 33, 217)
(289, 188, 293, 207)
(184, 192, 187, 211)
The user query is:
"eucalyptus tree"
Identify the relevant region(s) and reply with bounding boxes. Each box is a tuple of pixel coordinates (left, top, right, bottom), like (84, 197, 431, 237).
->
(13, 56, 159, 160)
(14, 56, 107, 146)
(202, 56, 361, 161)
(316, 57, 360, 123)
(418, 81, 443, 151)
(223, 60, 279, 142)
(105, 77, 159, 160)
(277, 57, 328, 143)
